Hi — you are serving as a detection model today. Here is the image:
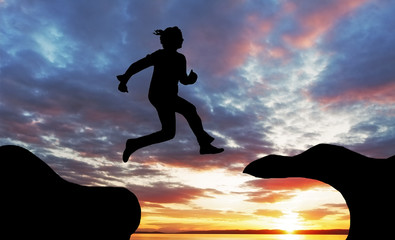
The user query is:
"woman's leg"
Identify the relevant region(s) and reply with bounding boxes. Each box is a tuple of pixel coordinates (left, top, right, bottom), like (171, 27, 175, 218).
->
(174, 97, 212, 144)
(175, 97, 223, 154)
(123, 104, 176, 162)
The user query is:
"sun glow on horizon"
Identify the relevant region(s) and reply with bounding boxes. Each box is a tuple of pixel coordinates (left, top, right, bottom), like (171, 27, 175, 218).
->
(275, 211, 303, 234)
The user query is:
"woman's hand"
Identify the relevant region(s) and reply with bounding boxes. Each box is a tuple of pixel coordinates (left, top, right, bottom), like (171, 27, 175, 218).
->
(187, 70, 198, 84)
(117, 75, 128, 93)
(118, 82, 128, 93)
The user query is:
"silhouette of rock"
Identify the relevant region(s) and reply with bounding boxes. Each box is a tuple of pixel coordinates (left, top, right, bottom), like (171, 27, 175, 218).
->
(243, 144, 394, 240)
(1, 145, 141, 240)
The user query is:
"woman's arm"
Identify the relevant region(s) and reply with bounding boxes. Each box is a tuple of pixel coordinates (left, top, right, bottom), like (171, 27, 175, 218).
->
(119, 54, 154, 83)
(179, 55, 198, 85)
(117, 53, 155, 92)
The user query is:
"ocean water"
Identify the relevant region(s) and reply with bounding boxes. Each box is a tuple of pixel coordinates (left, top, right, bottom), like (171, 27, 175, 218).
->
(131, 234, 347, 240)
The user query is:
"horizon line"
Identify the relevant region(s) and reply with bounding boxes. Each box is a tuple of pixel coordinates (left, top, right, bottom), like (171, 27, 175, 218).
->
(136, 229, 349, 235)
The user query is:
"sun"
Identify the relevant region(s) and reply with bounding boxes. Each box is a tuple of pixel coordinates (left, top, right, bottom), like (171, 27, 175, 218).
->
(275, 211, 302, 234)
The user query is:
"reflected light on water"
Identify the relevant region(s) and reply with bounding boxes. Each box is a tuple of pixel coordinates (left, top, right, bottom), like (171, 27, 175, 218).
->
(279, 234, 302, 240)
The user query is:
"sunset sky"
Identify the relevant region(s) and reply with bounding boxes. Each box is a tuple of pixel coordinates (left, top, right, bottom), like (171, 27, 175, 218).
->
(1, 0, 394, 233)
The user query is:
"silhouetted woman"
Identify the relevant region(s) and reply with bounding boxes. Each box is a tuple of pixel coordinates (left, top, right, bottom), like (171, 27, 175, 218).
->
(117, 26, 223, 162)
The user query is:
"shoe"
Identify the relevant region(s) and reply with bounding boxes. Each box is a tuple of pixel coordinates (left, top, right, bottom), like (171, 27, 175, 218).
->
(198, 134, 214, 145)
(199, 144, 224, 155)
(122, 139, 138, 163)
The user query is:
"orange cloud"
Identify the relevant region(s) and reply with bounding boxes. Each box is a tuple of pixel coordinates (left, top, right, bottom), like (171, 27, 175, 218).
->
(255, 209, 284, 218)
(146, 208, 252, 221)
(316, 81, 395, 105)
(283, 0, 367, 48)
(247, 191, 295, 203)
(298, 208, 341, 220)
(268, 47, 288, 59)
(246, 178, 328, 191)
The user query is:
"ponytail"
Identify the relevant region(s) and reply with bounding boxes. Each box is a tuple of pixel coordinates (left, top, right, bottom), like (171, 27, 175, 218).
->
(153, 29, 164, 36)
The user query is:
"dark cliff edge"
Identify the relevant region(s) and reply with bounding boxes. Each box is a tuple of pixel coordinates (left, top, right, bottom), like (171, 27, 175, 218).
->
(243, 143, 394, 240)
(1, 145, 141, 240)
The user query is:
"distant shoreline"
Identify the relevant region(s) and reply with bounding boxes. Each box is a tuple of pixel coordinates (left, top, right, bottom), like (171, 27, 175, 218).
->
(136, 229, 349, 235)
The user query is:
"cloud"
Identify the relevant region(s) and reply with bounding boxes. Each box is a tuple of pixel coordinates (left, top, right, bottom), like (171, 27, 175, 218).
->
(241, 178, 335, 204)
(0, 0, 282, 172)
(245, 178, 328, 191)
(282, 0, 367, 49)
(298, 208, 341, 221)
(127, 182, 218, 204)
(297, 203, 349, 222)
(323, 203, 349, 209)
(254, 209, 284, 218)
(308, 0, 395, 104)
(2, 0, 393, 168)
(345, 133, 395, 159)
(245, 190, 295, 204)
(146, 207, 251, 221)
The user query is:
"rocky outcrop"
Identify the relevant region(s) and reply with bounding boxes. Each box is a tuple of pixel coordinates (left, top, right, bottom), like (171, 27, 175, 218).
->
(1, 145, 141, 240)
(243, 144, 394, 240)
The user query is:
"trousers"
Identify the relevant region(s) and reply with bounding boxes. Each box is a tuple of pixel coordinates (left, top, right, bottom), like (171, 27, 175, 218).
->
(132, 95, 213, 150)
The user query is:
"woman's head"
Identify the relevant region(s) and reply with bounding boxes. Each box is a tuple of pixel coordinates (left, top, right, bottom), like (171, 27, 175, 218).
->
(154, 26, 183, 50)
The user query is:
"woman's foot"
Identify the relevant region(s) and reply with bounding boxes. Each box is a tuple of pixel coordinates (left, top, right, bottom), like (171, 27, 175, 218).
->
(122, 139, 139, 163)
(117, 75, 126, 82)
(207, 135, 215, 144)
(198, 134, 215, 146)
(199, 144, 224, 155)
